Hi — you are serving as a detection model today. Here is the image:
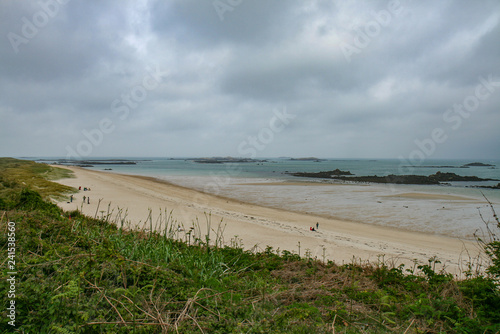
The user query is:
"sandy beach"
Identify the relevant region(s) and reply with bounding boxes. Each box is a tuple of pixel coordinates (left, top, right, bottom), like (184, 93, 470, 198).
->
(53, 166, 484, 276)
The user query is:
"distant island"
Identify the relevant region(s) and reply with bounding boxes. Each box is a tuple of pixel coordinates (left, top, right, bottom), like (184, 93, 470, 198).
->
(402, 165, 468, 169)
(290, 157, 325, 162)
(190, 157, 267, 164)
(49, 159, 139, 167)
(402, 162, 495, 169)
(290, 170, 498, 185)
(462, 162, 495, 167)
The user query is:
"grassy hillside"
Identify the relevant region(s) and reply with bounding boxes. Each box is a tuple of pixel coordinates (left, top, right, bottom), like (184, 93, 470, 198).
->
(0, 158, 75, 206)
(0, 158, 499, 333)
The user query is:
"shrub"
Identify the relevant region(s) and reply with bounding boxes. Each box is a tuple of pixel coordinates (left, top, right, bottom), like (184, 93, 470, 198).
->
(16, 189, 61, 216)
(477, 197, 500, 282)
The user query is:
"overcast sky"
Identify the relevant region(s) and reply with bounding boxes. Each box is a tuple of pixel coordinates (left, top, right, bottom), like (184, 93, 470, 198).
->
(1, 0, 499, 160)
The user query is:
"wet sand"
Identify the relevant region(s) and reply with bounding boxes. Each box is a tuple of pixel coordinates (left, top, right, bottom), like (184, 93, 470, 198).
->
(382, 192, 479, 201)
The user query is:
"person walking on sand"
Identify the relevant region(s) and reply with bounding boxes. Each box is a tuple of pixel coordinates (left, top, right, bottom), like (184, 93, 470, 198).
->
(87, 197, 90, 204)
(70, 194, 73, 203)
(83, 195, 86, 203)
(316, 222, 319, 230)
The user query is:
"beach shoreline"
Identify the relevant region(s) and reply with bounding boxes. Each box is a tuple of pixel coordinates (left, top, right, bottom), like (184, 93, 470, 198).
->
(53, 165, 484, 276)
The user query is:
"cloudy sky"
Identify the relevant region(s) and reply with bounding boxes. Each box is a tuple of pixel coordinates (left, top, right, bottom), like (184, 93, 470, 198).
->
(1, 0, 499, 159)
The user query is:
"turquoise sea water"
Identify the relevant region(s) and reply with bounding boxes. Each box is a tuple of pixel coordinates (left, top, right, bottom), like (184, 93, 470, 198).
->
(33, 157, 500, 239)
(65, 157, 500, 182)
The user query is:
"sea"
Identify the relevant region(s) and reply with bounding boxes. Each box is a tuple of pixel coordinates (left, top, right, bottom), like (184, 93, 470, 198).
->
(33, 157, 500, 240)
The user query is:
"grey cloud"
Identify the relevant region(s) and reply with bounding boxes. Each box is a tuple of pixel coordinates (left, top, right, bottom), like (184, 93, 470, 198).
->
(150, 0, 304, 48)
(0, 0, 135, 82)
(0, 0, 498, 159)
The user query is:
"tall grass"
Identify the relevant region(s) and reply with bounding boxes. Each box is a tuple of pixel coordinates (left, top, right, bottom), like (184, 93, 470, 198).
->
(476, 194, 500, 282)
(2, 188, 499, 333)
(0, 158, 75, 204)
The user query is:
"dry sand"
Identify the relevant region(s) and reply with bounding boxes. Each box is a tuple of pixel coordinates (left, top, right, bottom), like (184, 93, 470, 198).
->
(53, 166, 483, 276)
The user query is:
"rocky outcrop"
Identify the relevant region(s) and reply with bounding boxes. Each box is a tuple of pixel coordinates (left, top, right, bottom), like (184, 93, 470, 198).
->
(289, 170, 498, 185)
(475, 183, 500, 189)
(288, 169, 353, 178)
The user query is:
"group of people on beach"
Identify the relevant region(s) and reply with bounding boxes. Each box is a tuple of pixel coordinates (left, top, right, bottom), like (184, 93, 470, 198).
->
(68, 186, 92, 204)
(310, 222, 319, 232)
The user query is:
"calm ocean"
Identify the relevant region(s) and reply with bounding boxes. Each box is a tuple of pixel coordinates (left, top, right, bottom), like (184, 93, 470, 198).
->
(63, 157, 500, 182)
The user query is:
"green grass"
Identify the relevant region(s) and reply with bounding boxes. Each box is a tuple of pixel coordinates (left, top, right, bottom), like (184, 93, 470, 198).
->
(0, 158, 75, 205)
(1, 158, 500, 333)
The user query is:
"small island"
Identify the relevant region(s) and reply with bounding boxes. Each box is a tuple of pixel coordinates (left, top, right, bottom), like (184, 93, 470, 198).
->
(462, 162, 495, 167)
(50, 159, 139, 167)
(190, 157, 267, 164)
(288, 169, 353, 178)
(290, 157, 325, 162)
(401, 165, 468, 169)
(400, 162, 496, 169)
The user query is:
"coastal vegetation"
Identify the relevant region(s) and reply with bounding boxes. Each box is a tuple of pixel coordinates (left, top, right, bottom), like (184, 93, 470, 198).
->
(0, 157, 75, 203)
(1, 158, 500, 333)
